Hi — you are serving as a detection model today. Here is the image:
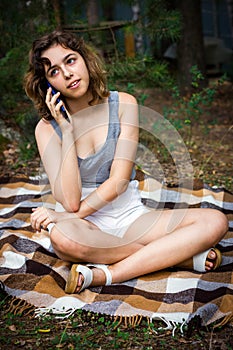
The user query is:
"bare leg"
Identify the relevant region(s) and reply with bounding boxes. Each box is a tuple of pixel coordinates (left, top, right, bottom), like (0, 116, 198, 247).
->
(50, 208, 228, 291)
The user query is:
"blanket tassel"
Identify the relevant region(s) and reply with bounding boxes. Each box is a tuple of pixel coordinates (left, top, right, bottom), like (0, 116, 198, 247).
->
(213, 312, 233, 328)
(5, 296, 35, 317)
(113, 315, 143, 329)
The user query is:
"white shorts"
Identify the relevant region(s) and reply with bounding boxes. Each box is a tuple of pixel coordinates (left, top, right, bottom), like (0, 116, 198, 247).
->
(55, 180, 150, 238)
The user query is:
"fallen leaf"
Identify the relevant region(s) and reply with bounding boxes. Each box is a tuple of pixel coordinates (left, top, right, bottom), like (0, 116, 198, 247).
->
(8, 324, 17, 332)
(38, 328, 51, 333)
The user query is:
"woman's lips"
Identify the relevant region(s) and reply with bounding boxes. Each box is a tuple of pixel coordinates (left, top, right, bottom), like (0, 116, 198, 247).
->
(68, 79, 81, 89)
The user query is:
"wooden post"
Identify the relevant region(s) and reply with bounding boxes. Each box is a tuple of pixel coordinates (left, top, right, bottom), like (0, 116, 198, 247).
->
(125, 30, 135, 57)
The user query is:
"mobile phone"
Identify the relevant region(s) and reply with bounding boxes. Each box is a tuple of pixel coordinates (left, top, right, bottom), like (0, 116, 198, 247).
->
(47, 82, 70, 122)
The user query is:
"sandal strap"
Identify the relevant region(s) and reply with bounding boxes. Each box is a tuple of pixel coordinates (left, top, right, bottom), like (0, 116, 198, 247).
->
(193, 249, 209, 272)
(193, 247, 222, 272)
(76, 265, 93, 292)
(87, 263, 112, 285)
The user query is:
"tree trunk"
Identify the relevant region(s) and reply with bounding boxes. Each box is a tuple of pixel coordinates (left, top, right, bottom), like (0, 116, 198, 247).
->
(176, 0, 207, 94)
(51, 0, 64, 28)
(87, 0, 99, 26)
(86, 0, 102, 54)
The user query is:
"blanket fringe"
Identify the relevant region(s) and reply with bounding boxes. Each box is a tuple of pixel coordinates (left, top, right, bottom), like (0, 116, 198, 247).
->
(4, 296, 35, 317)
(112, 314, 186, 335)
(3, 295, 233, 331)
(113, 314, 143, 329)
(213, 312, 233, 328)
(150, 315, 187, 336)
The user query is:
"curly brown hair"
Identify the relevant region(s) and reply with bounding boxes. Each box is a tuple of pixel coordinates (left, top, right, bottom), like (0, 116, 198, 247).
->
(24, 30, 109, 120)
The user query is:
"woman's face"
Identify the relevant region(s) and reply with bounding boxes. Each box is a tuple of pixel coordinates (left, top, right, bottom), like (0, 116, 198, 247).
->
(41, 44, 90, 101)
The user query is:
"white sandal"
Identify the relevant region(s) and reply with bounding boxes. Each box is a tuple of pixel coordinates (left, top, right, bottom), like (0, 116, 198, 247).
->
(193, 247, 222, 272)
(177, 247, 222, 273)
(65, 263, 112, 294)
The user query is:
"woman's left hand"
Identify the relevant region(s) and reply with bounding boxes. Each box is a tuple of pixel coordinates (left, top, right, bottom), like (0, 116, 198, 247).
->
(30, 207, 58, 232)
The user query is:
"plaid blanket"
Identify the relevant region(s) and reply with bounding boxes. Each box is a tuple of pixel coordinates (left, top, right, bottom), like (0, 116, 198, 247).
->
(0, 171, 233, 330)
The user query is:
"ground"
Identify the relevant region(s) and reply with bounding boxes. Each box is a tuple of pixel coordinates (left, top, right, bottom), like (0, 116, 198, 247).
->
(0, 295, 233, 349)
(0, 81, 232, 348)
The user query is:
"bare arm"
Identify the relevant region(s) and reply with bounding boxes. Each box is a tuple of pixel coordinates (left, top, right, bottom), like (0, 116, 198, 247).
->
(35, 89, 82, 212)
(76, 92, 139, 218)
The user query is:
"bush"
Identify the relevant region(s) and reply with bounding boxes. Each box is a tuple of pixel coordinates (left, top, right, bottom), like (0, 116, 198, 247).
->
(106, 55, 174, 91)
(0, 46, 29, 109)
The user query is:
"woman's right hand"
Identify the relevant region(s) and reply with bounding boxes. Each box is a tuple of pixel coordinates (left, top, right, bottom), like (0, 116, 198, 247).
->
(46, 87, 72, 129)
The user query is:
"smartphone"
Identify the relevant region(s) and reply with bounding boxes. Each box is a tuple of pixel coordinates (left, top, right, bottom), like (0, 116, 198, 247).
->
(47, 82, 70, 122)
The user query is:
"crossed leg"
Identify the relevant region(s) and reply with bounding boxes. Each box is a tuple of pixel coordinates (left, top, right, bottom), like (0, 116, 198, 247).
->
(49, 207, 228, 292)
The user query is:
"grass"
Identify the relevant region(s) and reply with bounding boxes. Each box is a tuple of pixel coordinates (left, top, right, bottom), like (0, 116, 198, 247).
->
(0, 289, 233, 349)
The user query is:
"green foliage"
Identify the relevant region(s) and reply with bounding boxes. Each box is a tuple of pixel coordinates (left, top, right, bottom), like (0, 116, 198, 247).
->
(0, 134, 10, 155)
(106, 55, 173, 91)
(163, 65, 223, 144)
(0, 0, 52, 55)
(0, 47, 29, 109)
(0, 0, 55, 164)
(190, 65, 205, 88)
(15, 110, 39, 164)
(143, 0, 182, 42)
(0, 1, 55, 110)
(0, 45, 37, 167)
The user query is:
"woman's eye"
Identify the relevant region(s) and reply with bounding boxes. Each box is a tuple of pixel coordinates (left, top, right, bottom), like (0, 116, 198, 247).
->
(50, 68, 59, 76)
(67, 57, 76, 64)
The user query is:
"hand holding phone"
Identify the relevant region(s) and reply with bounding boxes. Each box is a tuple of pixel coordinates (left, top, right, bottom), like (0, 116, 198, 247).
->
(47, 82, 70, 122)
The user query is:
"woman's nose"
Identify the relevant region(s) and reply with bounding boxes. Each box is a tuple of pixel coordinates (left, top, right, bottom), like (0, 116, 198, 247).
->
(62, 68, 73, 79)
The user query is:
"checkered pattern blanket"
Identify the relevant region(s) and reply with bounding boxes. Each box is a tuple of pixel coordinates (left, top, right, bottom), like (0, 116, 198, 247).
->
(0, 171, 233, 329)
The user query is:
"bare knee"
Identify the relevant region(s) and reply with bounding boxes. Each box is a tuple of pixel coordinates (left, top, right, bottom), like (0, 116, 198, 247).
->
(205, 209, 228, 244)
(215, 210, 228, 238)
(50, 225, 91, 262)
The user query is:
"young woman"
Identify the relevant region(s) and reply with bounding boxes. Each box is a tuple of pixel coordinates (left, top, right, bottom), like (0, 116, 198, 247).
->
(24, 30, 228, 294)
